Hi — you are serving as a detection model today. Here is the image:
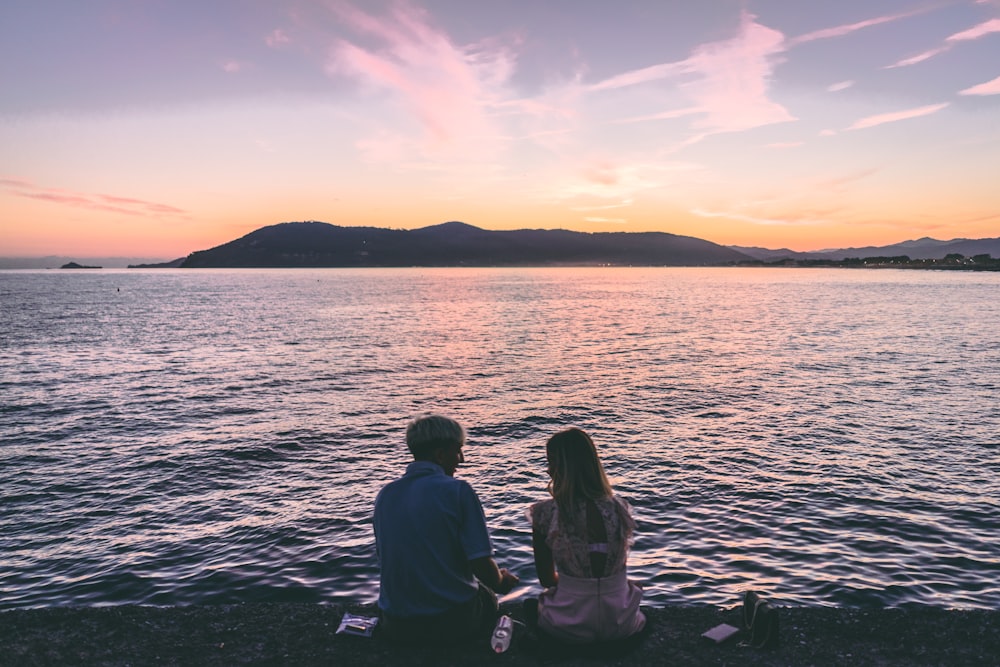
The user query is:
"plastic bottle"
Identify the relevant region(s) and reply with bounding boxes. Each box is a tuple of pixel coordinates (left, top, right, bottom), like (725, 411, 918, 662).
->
(491, 614, 513, 653)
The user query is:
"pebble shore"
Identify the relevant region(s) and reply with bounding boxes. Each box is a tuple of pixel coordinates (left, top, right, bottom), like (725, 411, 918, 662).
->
(3, 602, 998, 666)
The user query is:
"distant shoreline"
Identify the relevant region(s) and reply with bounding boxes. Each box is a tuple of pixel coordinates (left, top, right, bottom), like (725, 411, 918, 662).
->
(735, 256, 1000, 271)
(3, 255, 999, 271)
(2, 263, 998, 271)
(122, 259, 1000, 270)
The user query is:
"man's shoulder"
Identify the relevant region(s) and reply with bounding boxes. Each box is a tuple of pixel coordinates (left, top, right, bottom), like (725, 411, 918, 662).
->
(431, 474, 478, 496)
(425, 476, 484, 511)
(377, 468, 477, 496)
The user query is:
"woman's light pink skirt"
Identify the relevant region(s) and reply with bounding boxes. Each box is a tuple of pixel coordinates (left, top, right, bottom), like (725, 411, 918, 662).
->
(537, 571, 646, 643)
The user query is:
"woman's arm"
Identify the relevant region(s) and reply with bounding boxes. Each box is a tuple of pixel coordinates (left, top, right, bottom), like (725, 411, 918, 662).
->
(532, 529, 559, 588)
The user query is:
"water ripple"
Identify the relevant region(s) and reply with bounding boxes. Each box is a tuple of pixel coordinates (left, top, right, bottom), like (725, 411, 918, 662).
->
(1, 268, 999, 610)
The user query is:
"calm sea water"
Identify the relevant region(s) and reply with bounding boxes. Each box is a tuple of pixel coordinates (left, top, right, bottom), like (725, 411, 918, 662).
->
(1, 267, 998, 611)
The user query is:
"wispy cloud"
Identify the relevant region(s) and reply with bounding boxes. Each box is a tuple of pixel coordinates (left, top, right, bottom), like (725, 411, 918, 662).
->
(587, 62, 687, 93)
(0, 177, 32, 189)
(1, 178, 187, 217)
(827, 80, 855, 92)
(887, 18, 1000, 68)
(584, 216, 627, 224)
(495, 83, 586, 153)
(221, 59, 243, 73)
(266, 29, 290, 48)
(327, 1, 517, 160)
(689, 168, 879, 229)
(960, 75, 1000, 95)
(959, 211, 1000, 224)
(590, 12, 795, 138)
(817, 168, 880, 190)
(613, 107, 701, 125)
(691, 208, 824, 227)
(949, 17, 1000, 41)
(571, 199, 634, 212)
(788, 9, 925, 46)
(886, 47, 947, 68)
(765, 141, 804, 149)
(846, 103, 949, 130)
(543, 161, 700, 210)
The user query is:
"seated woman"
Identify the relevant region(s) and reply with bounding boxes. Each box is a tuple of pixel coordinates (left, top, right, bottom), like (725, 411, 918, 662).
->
(527, 428, 646, 643)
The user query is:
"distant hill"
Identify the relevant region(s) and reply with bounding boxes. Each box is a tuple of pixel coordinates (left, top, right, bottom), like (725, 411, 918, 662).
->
(128, 257, 186, 268)
(728, 246, 814, 262)
(732, 237, 1000, 262)
(813, 237, 1000, 261)
(179, 221, 752, 268)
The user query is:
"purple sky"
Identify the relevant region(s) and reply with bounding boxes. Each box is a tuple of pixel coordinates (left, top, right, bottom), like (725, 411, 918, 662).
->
(2, 0, 998, 257)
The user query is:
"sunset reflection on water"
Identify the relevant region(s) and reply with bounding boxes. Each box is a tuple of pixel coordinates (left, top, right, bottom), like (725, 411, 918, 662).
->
(1, 267, 998, 609)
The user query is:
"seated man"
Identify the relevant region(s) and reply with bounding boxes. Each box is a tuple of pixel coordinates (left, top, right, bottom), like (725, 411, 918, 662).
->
(373, 414, 518, 643)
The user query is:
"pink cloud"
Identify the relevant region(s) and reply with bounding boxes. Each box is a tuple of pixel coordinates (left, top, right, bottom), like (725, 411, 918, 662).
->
(590, 12, 795, 137)
(571, 200, 634, 212)
(584, 216, 627, 224)
(788, 9, 925, 45)
(885, 47, 947, 68)
(960, 75, 1000, 95)
(948, 18, 1000, 41)
(98, 194, 185, 213)
(827, 80, 855, 92)
(817, 168, 880, 191)
(266, 29, 290, 48)
(887, 18, 1000, 68)
(682, 13, 796, 133)
(25, 192, 97, 207)
(1, 178, 187, 217)
(493, 82, 585, 154)
(587, 62, 687, 93)
(0, 177, 32, 189)
(688, 171, 880, 229)
(846, 103, 949, 130)
(583, 162, 622, 186)
(328, 2, 516, 157)
(614, 107, 701, 125)
(545, 160, 700, 208)
(690, 208, 816, 226)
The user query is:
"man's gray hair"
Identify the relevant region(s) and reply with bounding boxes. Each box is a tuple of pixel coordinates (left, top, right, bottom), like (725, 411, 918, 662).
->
(406, 414, 465, 460)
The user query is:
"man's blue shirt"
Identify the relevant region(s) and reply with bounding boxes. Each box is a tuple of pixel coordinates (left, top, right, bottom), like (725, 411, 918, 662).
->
(374, 460, 493, 617)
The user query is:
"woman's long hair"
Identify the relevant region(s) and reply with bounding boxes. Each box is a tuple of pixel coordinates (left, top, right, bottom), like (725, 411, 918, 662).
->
(546, 428, 613, 518)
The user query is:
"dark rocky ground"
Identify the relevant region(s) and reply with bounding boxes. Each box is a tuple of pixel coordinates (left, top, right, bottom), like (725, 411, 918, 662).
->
(2, 602, 997, 666)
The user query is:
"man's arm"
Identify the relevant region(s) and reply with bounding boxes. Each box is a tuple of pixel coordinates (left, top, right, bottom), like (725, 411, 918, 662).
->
(459, 482, 518, 594)
(470, 556, 519, 594)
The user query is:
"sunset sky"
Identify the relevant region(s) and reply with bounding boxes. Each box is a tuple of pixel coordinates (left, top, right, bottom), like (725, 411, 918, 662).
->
(2, 0, 999, 259)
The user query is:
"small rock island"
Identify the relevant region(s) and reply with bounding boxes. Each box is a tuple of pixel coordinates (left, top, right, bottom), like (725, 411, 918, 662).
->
(60, 262, 102, 269)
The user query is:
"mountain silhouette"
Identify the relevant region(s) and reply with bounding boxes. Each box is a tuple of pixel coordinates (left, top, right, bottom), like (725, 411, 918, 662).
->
(180, 221, 752, 267)
(732, 237, 1000, 262)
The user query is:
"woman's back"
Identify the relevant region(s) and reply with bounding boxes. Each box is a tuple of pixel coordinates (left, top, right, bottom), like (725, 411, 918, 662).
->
(529, 495, 635, 579)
